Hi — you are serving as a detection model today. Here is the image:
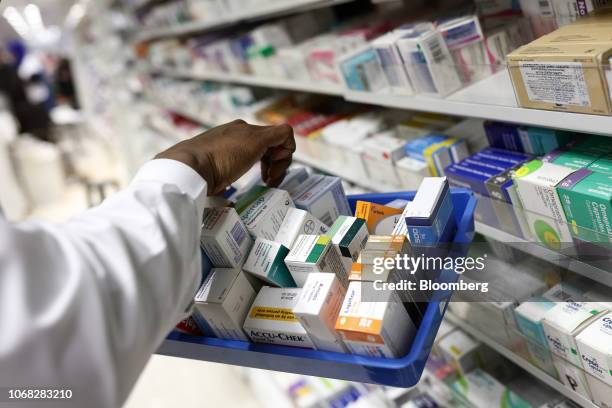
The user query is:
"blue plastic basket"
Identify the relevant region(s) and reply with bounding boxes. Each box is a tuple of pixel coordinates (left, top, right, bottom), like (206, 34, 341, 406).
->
(158, 188, 477, 387)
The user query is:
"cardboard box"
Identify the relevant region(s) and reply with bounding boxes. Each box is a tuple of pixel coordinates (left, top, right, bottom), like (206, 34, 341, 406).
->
(194, 268, 256, 341)
(586, 373, 612, 408)
(278, 167, 310, 192)
(284, 234, 346, 287)
(404, 134, 468, 177)
(543, 301, 609, 366)
(275, 208, 329, 249)
(337, 45, 388, 92)
(557, 169, 612, 243)
(243, 287, 314, 348)
(235, 186, 294, 240)
(327, 216, 369, 281)
(588, 154, 612, 174)
(293, 273, 348, 353)
(360, 132, 406, 188)
(552, 0, 610, 27)
(576, 312, 612, 385)
(355, 200, 404, 235)
(438, 329, 483, 376)
(292, 175, 351, 226)
(513, 160, 576, 250)
(403, 177, 456, 245)
(396, 156, 430, 190)
(372, 32, 415, 95)
(243, 238, 296, 287)
(543, 149, 601, 170)
(526, 338, 559, 379)
(450, 368, 531, 408)
(335, 281, 416, 358)
(552, 354, 593, 400)
(201, 207, 254, 268)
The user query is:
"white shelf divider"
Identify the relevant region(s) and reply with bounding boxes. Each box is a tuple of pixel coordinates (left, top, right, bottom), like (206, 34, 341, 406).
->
(446, 313, 599, 408)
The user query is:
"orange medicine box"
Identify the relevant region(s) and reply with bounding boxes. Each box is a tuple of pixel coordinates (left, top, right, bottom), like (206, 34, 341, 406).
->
(335, 281, 417, 358)
(355, 201, 404, 235)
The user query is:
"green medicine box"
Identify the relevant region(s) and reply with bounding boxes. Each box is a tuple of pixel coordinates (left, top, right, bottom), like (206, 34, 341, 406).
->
(588, 155, 612, 175)
(544, 149, 601, 170)
(557, 169, 612, 244)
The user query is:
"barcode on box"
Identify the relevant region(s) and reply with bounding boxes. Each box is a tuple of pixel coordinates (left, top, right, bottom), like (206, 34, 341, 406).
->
(320, 211, 333, 226)
(231, 222, 246, 245)
(427, 37, 445, 64)
(539, 0, 553, 16)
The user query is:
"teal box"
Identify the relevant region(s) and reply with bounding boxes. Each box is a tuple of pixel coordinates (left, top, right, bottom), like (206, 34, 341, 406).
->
(526, 127, 574, 155)
(514, 297, 556, 348)
(588, 155, 612, 175)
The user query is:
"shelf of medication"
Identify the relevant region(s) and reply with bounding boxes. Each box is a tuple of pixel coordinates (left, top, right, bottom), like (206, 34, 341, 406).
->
(136, 0, 352, 42)
(445, 313, 599, 408)
(152, 67, 612, 137)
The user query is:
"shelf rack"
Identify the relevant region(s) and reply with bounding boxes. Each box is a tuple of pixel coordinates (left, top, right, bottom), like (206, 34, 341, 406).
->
(136, 0, 352, 41)
(445, 313, 598, 408)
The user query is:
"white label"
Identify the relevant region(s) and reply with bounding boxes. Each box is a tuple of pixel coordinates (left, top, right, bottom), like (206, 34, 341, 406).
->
(519, 62, 591, 107)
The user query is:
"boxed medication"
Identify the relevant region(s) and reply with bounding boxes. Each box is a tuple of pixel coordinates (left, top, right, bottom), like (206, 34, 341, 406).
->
(335, 282, 416, 358)
(543, 149, 600, 170)
(557, 169, 612, 244)
(337, 45, 388, 92)
(235, 186, 294, 240)
(451, 369, 531, 408)
(543, 301, 609, 366)
(512, 160, 575, 250)
(586, 374, 612, 408)
(284, 234, 346, 287)
(292, 175, 351, 226)
(355, 200, 404, 234)
(194, 268, 256, 341)
(552, 355, 593, 399)
(327, 216, 369, 278)
(403, 177, 456, 246)
(243, 287, 314, 348)
(404, 134, 468, 176)
(372, 32, 415, 95)
(576, 312, 612, 385)
(293, 273, 348, 353)
(552, 0, 610, 27)
(201, 207, 253, 268)
(438, 330, 483, 376)
(526, 338, 559, 378)
(588, 154, 612, 174)
(243, 238, 296, 287)
(360, 131, 406, 188)
(396, 156, 430, 190)
(275, 208, 328, 249)
(395, 26, 463, 96)
(278, 167, 310, 192)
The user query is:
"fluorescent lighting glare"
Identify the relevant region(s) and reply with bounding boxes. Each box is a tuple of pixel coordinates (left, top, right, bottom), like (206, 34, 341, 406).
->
(24, 4, 44, 31)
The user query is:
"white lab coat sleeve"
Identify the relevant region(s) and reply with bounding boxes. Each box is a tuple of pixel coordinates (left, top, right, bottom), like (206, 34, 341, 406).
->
(0, 159, 208, 408)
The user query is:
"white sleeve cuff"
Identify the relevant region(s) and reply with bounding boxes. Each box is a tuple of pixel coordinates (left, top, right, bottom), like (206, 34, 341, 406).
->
(131, 159, 208, 213)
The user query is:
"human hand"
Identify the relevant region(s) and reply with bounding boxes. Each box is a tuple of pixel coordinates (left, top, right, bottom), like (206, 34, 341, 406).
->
(156, 119, 295, 195)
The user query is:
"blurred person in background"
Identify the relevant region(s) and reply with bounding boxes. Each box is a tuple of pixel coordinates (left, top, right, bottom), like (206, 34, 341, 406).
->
(0, 120, 295, 408)
(55, 57, 79, 109)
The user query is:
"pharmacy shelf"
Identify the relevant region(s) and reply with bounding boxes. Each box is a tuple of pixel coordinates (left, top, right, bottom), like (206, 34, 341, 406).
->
(475, 221, 612, 288)
(345, 71, 612, 137)
(136, 0, 352, 41)
(153, 68, 345, 96)
(445, 313, 599, 408)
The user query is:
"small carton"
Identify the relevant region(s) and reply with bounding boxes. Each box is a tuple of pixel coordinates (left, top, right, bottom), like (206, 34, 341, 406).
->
(194, 268, 256, 341)
(588, 154, 612, 174)
(526, 338, 559, 379)
(327, 216, 369, 280)
(284, 234, 346, 287)
(404, 134, 468, 177)
(543, 149, 601, 170)
(586, 374, 612, 408)
(275, 208, 329, 249)
(450, 369, 531, 408)
(576, 312, 612, 385)
(543, 301, 609, 366)
(243, 287, 314, 348)
(552, 354, 593, 400)
(396, 156, 430, 190)
(403, 177, 456, 246)
(355, 200, 404, 234)
(235, 186, 294, 240)
(372, 32, 415, 95)
(243, 238, 296, 287)
(337, 45, 388, 92)
(293, 273, 348, 353)
(201, 207, 253, 268)
(292, 175, 351, 226)
(513, 160, 576, 250)
(360, 132, 407, 189)
(335, 282, 416, 358)
(557, 169, 612, 244)
(438, 329, 483, 376)
(278, 167, 310, 191)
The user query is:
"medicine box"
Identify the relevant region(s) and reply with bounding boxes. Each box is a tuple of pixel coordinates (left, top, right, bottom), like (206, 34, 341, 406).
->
(275, 208, 329, 249)
(243, 238, 296, 287)
(576, 312, 612, 385)
(514, 298, 558, 348)
(557, 169, 612, 244)
(396, 156, 430, 190)
(201, 207, 253, 268)
(235, 186, 294, 240)
(293, 273, 348, 353)
(438, 329, 483, 376)
(588, 155, 612, 174)
(552, 355, 593, 400)
(450, 369, 531, 408)
(284, 234, 346, 287)
(543, 149, 600, 170)
(513, 160, 575, 250)
(335, 282, 416, 358)
(327, 216, 369, 281)
(243, 287, 314, 348)
(292, 175, 351, 226)
(403, 177, 456, 246)
(586, 373, 612, 408)
(278, 167, 310, 192)
(542, 301, 609, 366)
(371, 32, 415, 95)
(526, 338, 559, 379)
(355, 200, 404, 235)
(360, 132, 406, 189)
(194, 268, 256, 341)
(337, 45, 388, 92)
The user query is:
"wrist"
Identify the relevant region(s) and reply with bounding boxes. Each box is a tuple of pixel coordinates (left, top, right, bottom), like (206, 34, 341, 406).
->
(155, 149, 217, 194)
